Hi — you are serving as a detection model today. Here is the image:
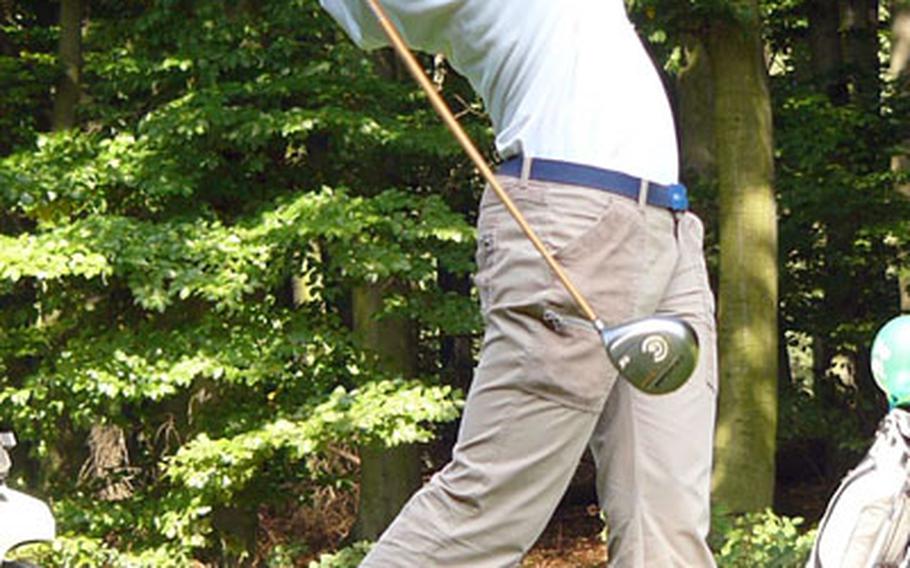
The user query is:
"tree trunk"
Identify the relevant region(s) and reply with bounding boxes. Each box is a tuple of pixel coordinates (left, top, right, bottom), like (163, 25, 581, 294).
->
(348, 46, 427, 542)
(840, 0, 881, 109)
(708, 1, 779, 513)
(779, 326, 793, 397)
(892, 0, 910, 84)
(351, 280, 422, 541)
(808, 0, 849, 103)
(890, 0, 910, 311)
(81, 424, 132, 501)
(52, 0, 83, 130)
(0, 1, 13, 57)
(677, 35, 716, 183)
(437, 268, 474, 451)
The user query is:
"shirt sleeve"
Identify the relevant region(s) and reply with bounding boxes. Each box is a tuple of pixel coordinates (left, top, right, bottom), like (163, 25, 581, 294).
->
(319, 0, 462, 54)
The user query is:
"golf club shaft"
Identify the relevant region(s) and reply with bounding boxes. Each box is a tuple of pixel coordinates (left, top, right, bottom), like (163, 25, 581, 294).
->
(365, 0, 599, 324)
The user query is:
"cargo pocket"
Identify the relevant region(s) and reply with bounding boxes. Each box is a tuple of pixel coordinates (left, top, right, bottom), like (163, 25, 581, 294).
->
(524, 308, 618, 411)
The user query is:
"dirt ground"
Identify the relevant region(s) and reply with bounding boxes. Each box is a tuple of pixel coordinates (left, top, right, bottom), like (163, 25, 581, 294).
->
(269, 449, 834, 567)
(522, 504, 606, 567)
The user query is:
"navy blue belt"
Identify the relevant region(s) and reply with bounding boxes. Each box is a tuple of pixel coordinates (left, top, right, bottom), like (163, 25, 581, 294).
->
(497, 156, 689, 212)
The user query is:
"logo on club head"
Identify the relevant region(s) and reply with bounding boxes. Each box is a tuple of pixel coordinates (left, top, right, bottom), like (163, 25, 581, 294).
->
(641, 335, 669, 364)
(617, 354, 631, 369)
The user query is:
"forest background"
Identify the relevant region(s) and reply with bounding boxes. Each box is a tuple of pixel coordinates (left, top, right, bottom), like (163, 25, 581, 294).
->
(2, 0, 910, 566)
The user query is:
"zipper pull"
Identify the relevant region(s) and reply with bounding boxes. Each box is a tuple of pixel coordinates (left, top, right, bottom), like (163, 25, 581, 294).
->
(542, 309, 564, 333)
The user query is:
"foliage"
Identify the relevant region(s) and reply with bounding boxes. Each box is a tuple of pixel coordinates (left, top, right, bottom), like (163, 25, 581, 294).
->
(772, 59, 910, 457)
(777, 377, 870, 460)
(11, 536, 190, 568)
(166, 380, 462, 505)
(710, 508, 816, 567)
(0, 0, 485, 564)
(0, 3, 57, 153)
(306, 542, 373, 568)
(775, 85, 909, 354)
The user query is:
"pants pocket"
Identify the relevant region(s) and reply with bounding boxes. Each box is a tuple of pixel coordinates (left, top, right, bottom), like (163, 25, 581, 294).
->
(532, 309, 619, 410)
(473, 181, 647, 410)
(548, 196, 646, 326)
(474, 180, 553, 318)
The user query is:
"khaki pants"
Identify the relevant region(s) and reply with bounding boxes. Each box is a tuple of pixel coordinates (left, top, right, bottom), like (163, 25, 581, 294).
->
(361, 176, 718, 567)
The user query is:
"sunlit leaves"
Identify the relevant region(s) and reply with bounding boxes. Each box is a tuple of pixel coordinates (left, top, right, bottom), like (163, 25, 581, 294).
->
(0, 187, 474, 312)
(166, 380, 462, 502)
(0, 0, 485, 563)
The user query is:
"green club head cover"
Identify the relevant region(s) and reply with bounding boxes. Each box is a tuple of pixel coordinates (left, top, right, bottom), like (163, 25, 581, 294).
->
(871, 315, 910, 408)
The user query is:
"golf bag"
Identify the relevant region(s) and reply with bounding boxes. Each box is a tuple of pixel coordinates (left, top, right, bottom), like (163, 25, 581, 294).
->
(808, 408, 910, 567)
(0, 431, 55, 563)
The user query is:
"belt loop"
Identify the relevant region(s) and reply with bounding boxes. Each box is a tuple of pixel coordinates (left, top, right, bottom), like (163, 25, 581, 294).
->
(638, 179, 649, 209)
(520, 156, 533, 189)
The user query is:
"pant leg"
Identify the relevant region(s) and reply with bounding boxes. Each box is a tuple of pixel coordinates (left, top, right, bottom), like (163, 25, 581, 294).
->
(362, 178, 653, 567)
(590, 211, 718, 567)
(360, 370, 600, 567)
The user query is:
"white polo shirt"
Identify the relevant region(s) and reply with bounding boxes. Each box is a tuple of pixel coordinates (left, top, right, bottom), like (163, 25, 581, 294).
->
(320, 0, 679, 185)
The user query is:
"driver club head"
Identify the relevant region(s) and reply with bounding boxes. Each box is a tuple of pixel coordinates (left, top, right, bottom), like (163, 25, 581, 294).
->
(599, 316, 699, 395)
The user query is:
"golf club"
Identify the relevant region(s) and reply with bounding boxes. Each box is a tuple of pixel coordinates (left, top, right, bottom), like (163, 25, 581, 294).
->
(364, 0, 699, 394)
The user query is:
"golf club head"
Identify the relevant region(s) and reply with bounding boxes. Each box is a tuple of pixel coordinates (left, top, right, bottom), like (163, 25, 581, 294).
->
(600, 316, 699, 395)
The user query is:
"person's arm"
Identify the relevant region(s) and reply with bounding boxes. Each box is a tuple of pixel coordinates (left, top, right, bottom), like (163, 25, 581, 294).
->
(319, 0, 462, 54)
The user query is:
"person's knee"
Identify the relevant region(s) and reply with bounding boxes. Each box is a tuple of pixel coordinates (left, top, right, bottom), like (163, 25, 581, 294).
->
(601, 475, 710, 560)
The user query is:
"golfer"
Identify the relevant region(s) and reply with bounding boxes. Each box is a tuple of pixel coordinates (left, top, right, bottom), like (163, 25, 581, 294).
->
(321, 1, 718, 566)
